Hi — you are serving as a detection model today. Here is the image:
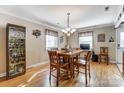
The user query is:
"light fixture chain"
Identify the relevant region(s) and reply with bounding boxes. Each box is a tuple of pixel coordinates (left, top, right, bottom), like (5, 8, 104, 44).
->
(67, 12, 70, 28)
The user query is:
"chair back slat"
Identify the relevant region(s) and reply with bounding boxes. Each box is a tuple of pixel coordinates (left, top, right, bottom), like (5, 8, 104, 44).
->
(48, 51, 58, 64)
(100, 47, 108, 54)
(58, 53, 70, 63)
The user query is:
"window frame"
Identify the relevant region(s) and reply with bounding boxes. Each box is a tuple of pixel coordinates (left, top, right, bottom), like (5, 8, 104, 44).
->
(46, 35, 58, 50)
(45, 29, 58, 50)
(120, 32, 124, 48)
(78, 31, 93, 50)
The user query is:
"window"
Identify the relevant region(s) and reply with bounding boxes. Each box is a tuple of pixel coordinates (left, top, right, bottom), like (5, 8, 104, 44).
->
(45, 29, 58, 50)
(120, 32, 124, 47)
(79, 31, 93, 49)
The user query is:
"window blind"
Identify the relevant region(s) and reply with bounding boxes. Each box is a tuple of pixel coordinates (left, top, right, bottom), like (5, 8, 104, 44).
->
(45, 29, 58, 37)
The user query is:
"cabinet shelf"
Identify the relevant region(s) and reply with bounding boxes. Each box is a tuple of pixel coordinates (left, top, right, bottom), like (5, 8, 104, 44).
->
(9, 62, 25, 66)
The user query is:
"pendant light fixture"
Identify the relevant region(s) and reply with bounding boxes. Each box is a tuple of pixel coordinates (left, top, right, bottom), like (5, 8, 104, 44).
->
(62, 13, 76, 37)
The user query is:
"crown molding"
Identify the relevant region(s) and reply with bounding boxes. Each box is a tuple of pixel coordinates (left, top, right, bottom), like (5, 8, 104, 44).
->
(0, 8, 62, 31)
(77, 22, 115, 31)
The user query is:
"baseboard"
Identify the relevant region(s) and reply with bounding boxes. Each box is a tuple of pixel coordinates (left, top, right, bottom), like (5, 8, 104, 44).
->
(0, 73, 6, 78)
(0, 61, 49, 78)
(27, 61, 49, 69)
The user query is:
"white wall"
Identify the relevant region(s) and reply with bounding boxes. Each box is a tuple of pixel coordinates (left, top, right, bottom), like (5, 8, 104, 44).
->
(0, 13, 66, 74)
(68, 26, 116, 63)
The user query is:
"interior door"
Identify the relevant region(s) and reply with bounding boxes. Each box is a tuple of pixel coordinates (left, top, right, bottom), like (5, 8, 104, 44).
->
(117, 28, 124, 64)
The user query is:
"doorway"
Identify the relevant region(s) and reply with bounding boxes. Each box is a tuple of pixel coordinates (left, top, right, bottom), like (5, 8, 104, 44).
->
(116, 24, 124, 73)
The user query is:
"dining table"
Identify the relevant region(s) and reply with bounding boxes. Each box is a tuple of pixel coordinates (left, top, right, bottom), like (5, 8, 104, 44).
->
(57, 49, 86, 78)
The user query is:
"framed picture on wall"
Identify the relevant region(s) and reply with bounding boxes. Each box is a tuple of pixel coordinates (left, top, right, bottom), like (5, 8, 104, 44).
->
(60, 36, 64, 44)
(98, 34, 105, 42)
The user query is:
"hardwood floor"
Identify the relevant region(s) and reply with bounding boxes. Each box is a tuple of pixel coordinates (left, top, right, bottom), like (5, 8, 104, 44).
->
(0, 62, 124, 87)
(117, 63, 123, 74)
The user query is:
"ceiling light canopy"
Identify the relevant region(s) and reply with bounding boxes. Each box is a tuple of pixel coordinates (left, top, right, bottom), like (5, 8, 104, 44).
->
(62, 13, 76, 37)
(105, 6, 109, 11)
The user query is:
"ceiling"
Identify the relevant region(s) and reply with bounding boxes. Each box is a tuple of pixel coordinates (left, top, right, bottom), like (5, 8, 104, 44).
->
(0, 5, 121, 29)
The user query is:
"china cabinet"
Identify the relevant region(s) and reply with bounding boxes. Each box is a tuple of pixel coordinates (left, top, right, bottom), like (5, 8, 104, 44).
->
(6, 23, 26, 79)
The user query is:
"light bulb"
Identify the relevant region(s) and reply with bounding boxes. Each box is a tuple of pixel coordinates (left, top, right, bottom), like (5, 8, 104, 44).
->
(66, 28, 71, 31)
(70, 30, 73, 34)
(62, 29, 65, 32)
(71, 29, 76, 32)
(62, 29, 67, 33)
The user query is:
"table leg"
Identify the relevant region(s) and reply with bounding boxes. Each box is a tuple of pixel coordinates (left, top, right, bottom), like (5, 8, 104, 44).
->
(99, 55, 101, 64)
(107, 56, 109, 65)
(70, 57, 74, 78)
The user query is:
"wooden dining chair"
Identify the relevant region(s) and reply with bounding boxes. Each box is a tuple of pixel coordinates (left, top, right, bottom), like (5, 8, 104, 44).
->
(48, 50, 69, 86)
(58, 53, 73, 78)
(73, 51, 92, 86)
(98, 47, 109, 65)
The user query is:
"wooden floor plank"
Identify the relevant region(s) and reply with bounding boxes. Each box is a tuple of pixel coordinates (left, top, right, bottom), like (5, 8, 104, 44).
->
(0, 62, 124, 87)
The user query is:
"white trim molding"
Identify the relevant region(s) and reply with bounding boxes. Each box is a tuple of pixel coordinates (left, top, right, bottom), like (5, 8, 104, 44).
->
(27, 61, 49, 69)
(0, 73, 6, 78)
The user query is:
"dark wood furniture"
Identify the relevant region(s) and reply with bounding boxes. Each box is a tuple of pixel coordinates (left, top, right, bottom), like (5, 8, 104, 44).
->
(57, 50, 83, 57)
(48, 50, 69, 86)
(6, 23, 26, 79)
(73, 51, 92, 86)
(98, 47, 109, 65)
(57, 50, 84, 78)
(48, 49, 88, 86)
